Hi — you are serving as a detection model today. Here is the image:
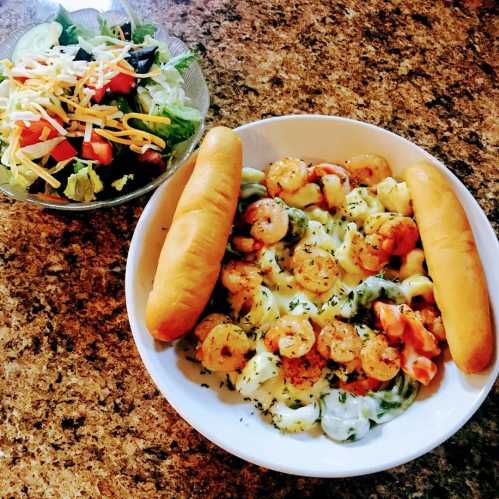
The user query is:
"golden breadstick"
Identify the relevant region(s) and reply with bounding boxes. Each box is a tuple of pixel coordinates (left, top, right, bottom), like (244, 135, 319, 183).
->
(405, 162, 493, 373)
(146, 127, 242, 341)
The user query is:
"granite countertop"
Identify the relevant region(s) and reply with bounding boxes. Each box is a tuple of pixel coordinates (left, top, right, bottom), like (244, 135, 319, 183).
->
(0, 0, 497, 497)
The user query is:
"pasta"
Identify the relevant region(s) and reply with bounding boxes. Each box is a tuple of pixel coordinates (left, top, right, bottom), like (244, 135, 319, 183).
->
(376, 176, 413, 216)
(399, 248, 426, 279)
(192, 154, 448, 443)
(342, 187, 384, 225)
(281, 183, 323, 208)
(335, 224, 367, 275)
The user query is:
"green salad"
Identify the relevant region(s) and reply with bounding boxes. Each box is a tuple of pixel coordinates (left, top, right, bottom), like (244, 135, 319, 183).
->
(0, 5, 202, 203)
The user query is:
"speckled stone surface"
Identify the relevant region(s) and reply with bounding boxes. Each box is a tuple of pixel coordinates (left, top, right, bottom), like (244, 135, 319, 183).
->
(0, 0, 497, 497)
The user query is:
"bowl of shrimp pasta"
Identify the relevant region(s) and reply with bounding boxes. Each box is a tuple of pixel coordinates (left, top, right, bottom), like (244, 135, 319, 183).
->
(126, 115, 499, 477)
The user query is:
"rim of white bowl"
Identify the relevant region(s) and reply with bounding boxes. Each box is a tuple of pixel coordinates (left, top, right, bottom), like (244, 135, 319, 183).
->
(125, 114, 498, 477)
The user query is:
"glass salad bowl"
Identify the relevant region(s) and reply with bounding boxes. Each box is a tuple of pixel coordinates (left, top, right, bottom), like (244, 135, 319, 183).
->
(0, 8, 209, 210)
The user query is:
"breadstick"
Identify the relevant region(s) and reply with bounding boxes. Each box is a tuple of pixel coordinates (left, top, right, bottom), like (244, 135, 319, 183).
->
(405, 161, 493, 373)
(146, 127, 242, 341)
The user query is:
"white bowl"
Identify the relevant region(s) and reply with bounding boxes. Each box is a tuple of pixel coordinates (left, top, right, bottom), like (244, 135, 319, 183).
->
(125, 115, 498, 477)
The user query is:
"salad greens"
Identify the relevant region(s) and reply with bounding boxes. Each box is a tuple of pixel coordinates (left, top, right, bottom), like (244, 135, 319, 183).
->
(55, 6, 92, 46)
(111, 174, 135, 192)
(166, 52, 197, 73)
(64, 164, 103, 202)
(97, 16, 114, 38)
(131, 23, 157, 44)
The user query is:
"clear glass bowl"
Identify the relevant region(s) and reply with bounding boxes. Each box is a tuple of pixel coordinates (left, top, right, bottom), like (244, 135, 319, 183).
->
(0, 8, 209, 210)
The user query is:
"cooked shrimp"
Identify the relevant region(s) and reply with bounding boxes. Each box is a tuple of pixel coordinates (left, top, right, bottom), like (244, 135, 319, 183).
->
(374, 302, 442, 357)
(309, 162, 349, 181)
(266, 157, 308, 197)
(317, 321, 362, 363)
(379, 217, 419, 256)
(264, 315, 315, 358)
(373, 302, 405, 342)
(293, 244, 340, 293)
(403, 308, 441, 358)
(345, 153, 392, 186)
(416, 304, 446, 341)
(358, 234, 391, 273)
(194, 313, 232, 342)
(282, 347, 326, 387)
(401, 342, 437, 385)
(244, 198, 289, 245)
(360, 335, 401, 381)
(309, 163, 351, 209)
(199, 324, 251, 372)
(221, 261, 262, 295)
(364, 213, 419, 256)
(232, 235, 263, 254)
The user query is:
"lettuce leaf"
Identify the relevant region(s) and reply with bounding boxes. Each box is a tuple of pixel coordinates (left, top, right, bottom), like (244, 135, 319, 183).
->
(55, 6, 92, 45)
(154, 104, 201, 143)
(111, 174, 134, 191)
(97, 16, 114, 37)
(64, 164, 103, 202)
(134, 60, 202, 147)
(135, 104, 201, 147)
(165, 52, 196, 73)
(132, 23, 156, 44)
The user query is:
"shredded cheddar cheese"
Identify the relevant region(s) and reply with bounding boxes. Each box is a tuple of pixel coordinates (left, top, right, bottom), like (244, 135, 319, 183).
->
(122, 112, 171, 128)
(40, 154, 50, 167)
(93, 128, 136, 145)
(46, 103, 69, 123)
(16, 152, 61, 188)
(112, 61, 161, 79)
(39, 126, 51, 141)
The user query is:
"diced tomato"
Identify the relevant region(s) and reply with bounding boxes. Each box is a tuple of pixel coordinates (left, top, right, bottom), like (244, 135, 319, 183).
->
(50, 139, 77, 162)
(90, 73, 135, 103)
(14, 76, 28, 84)
(81, 141, 94, 158)
(81, 133, 113, 165)
(108, 73, 135, 94)
(138, 150, 163, 165)
(89, 132, 108, 144)
(91, 142, 113, 165)
(19, 119, 61, 147)
(92, 86, 107, 103)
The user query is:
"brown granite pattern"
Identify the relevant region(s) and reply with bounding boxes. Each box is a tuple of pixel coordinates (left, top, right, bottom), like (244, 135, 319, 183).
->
(0, 0, 497, 497)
